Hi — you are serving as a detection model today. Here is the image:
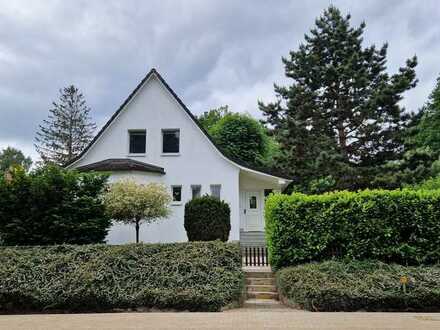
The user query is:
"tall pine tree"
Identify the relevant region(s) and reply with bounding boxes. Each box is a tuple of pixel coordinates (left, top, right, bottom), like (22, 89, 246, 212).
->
(260, 6, 417, 191)
(35, 85, 96, 165)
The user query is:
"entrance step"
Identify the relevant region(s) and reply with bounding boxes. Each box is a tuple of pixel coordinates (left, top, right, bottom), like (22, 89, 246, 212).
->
(246, 277, 275, 286)
(247, 291, 279, 300)
(243, 299, 285, 309)
(243, 268, 280, 308)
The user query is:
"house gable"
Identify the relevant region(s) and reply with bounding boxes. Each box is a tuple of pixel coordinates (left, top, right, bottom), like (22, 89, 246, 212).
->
(66, 69, 290, 181)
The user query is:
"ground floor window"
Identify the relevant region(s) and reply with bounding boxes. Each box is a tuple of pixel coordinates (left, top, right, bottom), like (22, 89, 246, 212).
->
(210, 184, 221, 199)
(191, 185, 201, 199)
(171, 185, 182, 203)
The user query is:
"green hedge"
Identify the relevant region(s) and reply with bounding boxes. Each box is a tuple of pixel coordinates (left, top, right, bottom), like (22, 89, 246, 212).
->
(0, 165, 111, 245)
(0, 242, 243, 313)
(277, 261, 440, 312)
(265, 189, 440, 269)
(184, 195, 231, 242)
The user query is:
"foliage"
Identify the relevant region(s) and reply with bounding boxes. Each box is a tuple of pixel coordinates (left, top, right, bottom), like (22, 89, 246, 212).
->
(35, 85, 97, 165)
(0, 242, 243, 313)
(103, 180, 171, 243)
(184, 195, 231, 242)
(0, 147, 32, 173)
(259, 6, 417, 192)
(412, 175, 440, 190)
(197, 105, 230, 132)
(0, 165, 110, 245)
(407, 75, 440, 152)
(277, 260, 440, 312)
(265, 189, 440, 269)
(210, 112, 273, 165)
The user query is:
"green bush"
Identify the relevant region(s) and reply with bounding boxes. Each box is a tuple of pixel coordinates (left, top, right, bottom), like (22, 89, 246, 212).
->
(0, 165, 111, 245)
(277, 260, 440, 312)
(0, 242, 243, 313)
(184, 195, 231, 242)
(265, 189, 440, 269)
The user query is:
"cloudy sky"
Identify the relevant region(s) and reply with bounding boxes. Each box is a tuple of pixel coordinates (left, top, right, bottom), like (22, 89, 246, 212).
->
(1, 0, 439, 160)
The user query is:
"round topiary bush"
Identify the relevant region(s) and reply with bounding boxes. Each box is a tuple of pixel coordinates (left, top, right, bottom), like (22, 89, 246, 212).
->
(184, 195, 231, 242)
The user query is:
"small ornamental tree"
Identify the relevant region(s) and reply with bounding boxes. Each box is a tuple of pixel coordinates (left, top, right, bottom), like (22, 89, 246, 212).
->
(103, 180, 171, 243)
(184, 195, 231, 242)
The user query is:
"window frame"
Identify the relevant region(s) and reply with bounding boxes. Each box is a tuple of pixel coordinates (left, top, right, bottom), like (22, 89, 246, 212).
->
(191, 185, 202, 199)
(128, 129, 147, 155)
(171, 185, 183, 205)
(161, 129, 180, 155)
(210, 184, 221, 200)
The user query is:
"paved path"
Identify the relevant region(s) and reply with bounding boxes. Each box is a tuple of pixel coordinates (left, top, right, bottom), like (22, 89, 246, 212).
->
(1, 310, 440, 329)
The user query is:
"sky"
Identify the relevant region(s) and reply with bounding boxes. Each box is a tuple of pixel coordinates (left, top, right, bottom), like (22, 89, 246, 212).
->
(1, 0, 440, 161)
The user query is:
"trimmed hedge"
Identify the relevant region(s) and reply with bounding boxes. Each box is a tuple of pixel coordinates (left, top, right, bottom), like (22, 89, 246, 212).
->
(184, 195, 231, 242)
(265, 189, 440, 269)
(277, 261, 440, 312)
(0, 242, 243, 313)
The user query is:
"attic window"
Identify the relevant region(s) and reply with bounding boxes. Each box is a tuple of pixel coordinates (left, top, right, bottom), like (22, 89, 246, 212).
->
(129, 130, 146, 154)
(162, 129, 180, 153)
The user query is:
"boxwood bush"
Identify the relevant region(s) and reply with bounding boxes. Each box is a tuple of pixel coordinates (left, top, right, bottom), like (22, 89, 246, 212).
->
(277, 261, 440, 312)
(265, 189, 440, 269)
(184, 195, 231, 241)
(0, 242, 243, 313)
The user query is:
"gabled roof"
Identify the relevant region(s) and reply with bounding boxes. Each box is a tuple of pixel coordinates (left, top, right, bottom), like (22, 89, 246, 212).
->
(66, 68, 291, 181)
(77, 158, 165, 174)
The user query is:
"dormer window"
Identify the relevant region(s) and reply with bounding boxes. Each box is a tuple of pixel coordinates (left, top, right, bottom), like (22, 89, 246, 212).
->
(162, 129, 180, 154)
(129, 130, 146, 154)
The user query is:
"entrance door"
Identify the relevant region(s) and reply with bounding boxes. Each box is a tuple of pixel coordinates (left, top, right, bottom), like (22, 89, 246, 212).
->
(243, 191, 263, 231)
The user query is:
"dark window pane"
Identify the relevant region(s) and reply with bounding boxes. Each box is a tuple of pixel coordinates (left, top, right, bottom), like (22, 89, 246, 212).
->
(249, 196, 257, 209)
(172, 186, 182, 202)
(129, 131, 146, 153)
(264, 189, 273, 199)
(191, 185, 201, 199)
(210, 184, 221, 199)
(163, 130, 180, 153)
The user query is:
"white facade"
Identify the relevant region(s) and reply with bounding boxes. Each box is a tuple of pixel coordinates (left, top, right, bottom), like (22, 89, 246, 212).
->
(68, 69, 290, 244)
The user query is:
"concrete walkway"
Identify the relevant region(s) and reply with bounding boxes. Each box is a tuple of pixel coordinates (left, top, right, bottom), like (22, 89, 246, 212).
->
(1, 310, 440, 330)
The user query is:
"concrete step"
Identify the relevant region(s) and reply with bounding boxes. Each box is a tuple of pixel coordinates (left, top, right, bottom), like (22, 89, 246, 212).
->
(245, 271, 274, 279)
(247, 284, 277, 293)
(246, 277, 275, 286)
(247, 291, 279, 300)
(243, 299, 285, 309)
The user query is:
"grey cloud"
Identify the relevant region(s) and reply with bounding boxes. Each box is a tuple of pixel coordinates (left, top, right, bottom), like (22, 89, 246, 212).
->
(0, 0, 439, 160)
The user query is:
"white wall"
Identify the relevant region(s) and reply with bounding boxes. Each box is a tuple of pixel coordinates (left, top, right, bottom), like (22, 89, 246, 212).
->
(72, 75, 241, 243)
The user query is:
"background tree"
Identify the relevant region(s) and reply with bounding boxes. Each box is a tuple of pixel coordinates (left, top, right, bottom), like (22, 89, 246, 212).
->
(259, 6, 417, 192)
(407, 75, 440, 152)
(209, 112, 276, 166)
(35, 85, 96, 165)
(103, 180, 171, 243)
(197, 105, 230, 132)
(0, 147, 32, 173)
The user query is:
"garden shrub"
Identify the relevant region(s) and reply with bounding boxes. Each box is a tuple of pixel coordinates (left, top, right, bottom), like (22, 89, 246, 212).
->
(277, 260, 440, 312)
(184, 195, 231, 241)
(0, 165, 111, 245)
(0, 242, 243, 313)
(265, 189, 440, 269)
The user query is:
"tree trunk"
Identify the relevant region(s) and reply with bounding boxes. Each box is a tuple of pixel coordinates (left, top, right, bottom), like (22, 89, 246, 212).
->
(135, 218, 140, 243)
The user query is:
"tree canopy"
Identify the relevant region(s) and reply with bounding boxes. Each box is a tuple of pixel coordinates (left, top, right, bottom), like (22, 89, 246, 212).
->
(103, 180, 171, 243)
(0, 147, 32, 173)
(259, 6, 418, 192)
(35, 85, 96, 165)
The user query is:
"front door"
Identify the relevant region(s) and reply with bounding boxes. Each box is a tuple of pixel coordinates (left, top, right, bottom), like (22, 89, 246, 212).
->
(243, 191, 263, 231)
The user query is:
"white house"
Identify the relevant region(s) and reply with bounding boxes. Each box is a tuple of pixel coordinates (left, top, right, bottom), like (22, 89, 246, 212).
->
(66, 69, 291, 244)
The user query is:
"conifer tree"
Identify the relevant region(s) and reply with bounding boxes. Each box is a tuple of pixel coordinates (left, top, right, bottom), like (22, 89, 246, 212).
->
(259, 6, 417, 191)
(35, 85, 96, 165)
